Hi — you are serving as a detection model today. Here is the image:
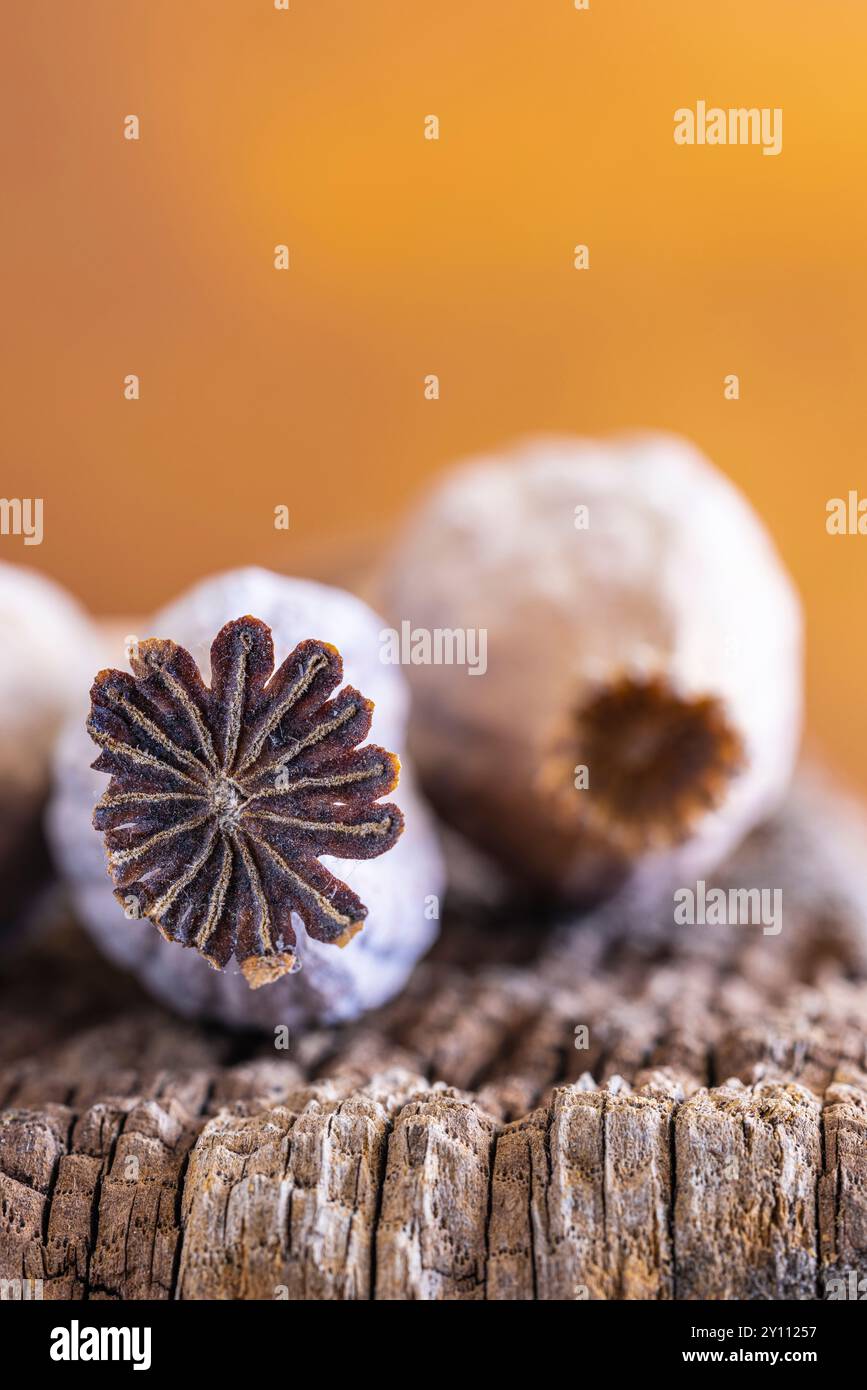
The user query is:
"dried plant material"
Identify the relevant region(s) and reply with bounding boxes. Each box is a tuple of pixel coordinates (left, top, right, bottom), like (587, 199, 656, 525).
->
(543, 676, 745, 854)
(0, 562, 99, 918)
(88, 616, 404, 987)
(51, 570, 443, 1030)
(12, 771, 867, 1300)
(378, 434, 803, 901)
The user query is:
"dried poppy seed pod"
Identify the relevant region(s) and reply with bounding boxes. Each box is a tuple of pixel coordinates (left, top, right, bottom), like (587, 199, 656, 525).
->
(378, 434, 803, 902)
(48, 569, 444, 1029)
(0, 562, 99, 920)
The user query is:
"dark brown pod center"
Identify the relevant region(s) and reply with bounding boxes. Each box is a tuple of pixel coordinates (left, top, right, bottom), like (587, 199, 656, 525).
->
(568, 676, 744, 855)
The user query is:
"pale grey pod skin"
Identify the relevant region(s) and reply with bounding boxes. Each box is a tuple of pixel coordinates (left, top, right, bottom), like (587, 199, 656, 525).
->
(47, 569, 444, 1030)
(0, 562, 99, 814)
(378, 434, 804, 903)
(0, 563, 100, 916)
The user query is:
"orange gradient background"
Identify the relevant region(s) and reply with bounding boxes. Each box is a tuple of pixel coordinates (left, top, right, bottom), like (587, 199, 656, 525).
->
(2, 1, 867, 790)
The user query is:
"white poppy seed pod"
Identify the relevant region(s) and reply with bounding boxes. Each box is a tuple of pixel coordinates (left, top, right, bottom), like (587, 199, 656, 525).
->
(0, 562, 99, 918)
(377, 434, 803, 903)
(47, 568, 444, 1030)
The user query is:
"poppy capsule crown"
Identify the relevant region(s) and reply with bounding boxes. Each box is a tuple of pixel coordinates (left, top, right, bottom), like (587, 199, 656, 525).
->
(88, 616, 404, 987)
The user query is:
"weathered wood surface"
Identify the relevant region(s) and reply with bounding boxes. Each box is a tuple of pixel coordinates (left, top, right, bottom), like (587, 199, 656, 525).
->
(1, 781, 866, 1300)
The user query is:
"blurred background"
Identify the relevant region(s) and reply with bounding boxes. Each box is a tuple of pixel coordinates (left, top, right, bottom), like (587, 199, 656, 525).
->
(2, 0, 866, 789)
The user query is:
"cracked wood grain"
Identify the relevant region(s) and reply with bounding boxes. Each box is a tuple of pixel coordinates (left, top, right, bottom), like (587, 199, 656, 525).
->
(374, 1088, 497, 1300)
(1, 1054, 866, 1300)
(2, 778, 867, 1299)
(818, 1069, 867, 1293)
(673, 1082, 822, 1300)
